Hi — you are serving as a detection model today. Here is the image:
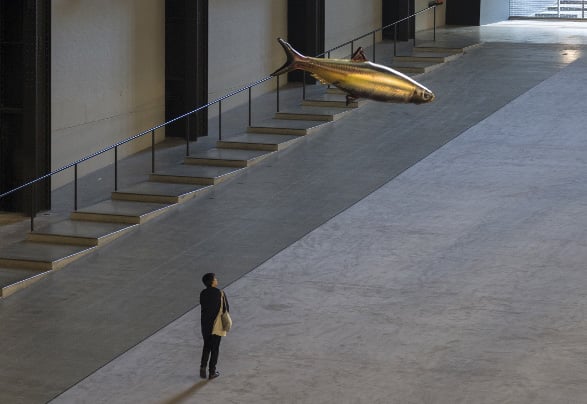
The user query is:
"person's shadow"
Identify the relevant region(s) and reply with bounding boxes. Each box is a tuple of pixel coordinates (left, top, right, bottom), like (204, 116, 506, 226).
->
(160, 380, 208, 404)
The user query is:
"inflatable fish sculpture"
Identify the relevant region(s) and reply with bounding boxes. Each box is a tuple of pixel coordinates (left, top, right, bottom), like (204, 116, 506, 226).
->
(271, 38, 435, 105)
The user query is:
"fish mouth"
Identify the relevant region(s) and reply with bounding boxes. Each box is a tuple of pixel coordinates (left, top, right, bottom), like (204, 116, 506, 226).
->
(413, 88, 435, 104)
(424, 90, 435, 102)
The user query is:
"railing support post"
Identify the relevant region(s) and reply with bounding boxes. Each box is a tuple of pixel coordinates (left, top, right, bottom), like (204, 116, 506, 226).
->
(434, 6, 436, 41)
(151, 129, 155, 173)
(413, 14, 417, 48)
(248, 87, 252, 127)
(372, 31, 376, 62)
(186, 115, 190, 156)
(30, 184, 35, 232)
(114, 146, 118, 191)
(218, 100, 222, 141)
(74, 164, 78, 211)
(303, 71, 306, 100)
(276, 76, 280, 112)
(394, 23, 397, 56)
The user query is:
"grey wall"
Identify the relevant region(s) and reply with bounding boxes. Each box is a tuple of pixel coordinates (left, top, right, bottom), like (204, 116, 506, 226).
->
(325, 0, 382, 58)
(208, 0, 287, 118)
(480, 0, 510, 24)
(416, 0, 446, 31)
(51, 0, 165, 189)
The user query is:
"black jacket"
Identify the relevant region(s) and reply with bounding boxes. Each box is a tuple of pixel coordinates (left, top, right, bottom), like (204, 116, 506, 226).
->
(200, 287, 229, 337)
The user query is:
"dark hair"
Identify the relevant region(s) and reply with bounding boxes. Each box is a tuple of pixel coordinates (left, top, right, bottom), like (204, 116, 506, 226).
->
(202, 273, 216, 287)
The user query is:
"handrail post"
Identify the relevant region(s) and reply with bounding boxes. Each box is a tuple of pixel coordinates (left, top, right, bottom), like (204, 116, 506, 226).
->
(413, 14, 417, 48)
(276, 76, 280, 112)
(186, 115, 190, 156)
(394, 23, 397, 56)
(218, 100, 222, 141)
(151, 129, 155, 173)
(302, 71, 306, 100)
(372, 31, 376, 62)
(114, 146, 118, 191)
(351, 40, 354, 57)
(74, 164, 78, 211)
(248, 87, 252, 127)
(434, 6, 436, 41)
(30, 184, 35, 232)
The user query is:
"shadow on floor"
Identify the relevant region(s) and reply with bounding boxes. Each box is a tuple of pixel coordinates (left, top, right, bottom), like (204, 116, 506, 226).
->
(159, 380, 209, 404)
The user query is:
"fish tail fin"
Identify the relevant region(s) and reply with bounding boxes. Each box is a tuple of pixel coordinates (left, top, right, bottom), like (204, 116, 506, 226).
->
(271, 38, 306, 77)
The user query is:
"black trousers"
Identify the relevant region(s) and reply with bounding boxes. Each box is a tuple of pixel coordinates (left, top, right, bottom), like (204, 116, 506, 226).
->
(201, 334, 222, 371)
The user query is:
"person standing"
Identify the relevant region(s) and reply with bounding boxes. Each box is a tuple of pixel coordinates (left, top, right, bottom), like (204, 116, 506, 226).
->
(200, 273, 229, 380)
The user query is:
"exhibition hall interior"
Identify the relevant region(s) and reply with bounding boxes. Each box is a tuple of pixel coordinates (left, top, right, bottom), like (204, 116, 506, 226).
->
(1, 1, 587, 402)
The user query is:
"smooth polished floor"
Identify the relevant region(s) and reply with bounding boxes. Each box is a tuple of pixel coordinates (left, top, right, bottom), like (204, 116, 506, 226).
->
(2, 21, 587, 403)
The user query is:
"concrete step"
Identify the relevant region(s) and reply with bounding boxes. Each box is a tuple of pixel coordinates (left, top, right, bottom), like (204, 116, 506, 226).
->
(248, 119, 329, 136)
(0, 267, 50, 298)
(70, 200, 172, 224)
(393, 51, 461, 63)
(535, 13, 580, 17)
(302, 93, 364, 108)
(27, 220, 137, 246)
(391, 60, 442, 74)
(325, 87, 346, 95)
(0, 212, 27, 225)
(149, 164, 245, 186)
(112, 181, 212, 204)
(414, 42, 482, 55)
(185, 148, 274, 168)
(217, 133, 303, 151)
(0, 241, 96, 271)
(548, 5, 585, 10)
(275, 105, 353, 122)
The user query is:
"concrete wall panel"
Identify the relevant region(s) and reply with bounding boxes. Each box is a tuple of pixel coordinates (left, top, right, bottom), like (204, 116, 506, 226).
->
(416, 0, 446, 31)
(325, 0, 382, 58)
(51, 0, 165, 189)
(208, 0, 287, 117)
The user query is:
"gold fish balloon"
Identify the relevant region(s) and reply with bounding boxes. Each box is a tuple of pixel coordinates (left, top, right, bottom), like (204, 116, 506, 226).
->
(271, 38, 435, 105)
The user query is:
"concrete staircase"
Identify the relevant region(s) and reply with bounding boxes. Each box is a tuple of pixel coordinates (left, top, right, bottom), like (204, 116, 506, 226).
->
(535, 0, 587, 18)
(0, 40, 479, 298)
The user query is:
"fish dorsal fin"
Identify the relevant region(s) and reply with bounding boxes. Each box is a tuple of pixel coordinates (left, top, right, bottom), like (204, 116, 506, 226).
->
(351, 47, 368, 62)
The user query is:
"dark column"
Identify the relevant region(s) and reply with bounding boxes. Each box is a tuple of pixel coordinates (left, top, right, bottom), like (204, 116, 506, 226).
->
(287, 0, 325, 83)
(0, 0, 51, 213)
(446, 0, 481, 25)
(383, 0, 415, 41)
(165, 0, 208, 139)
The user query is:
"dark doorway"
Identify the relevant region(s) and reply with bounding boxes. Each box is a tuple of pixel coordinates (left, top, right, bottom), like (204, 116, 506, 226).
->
(383, 0, 415, 41)
(446, 0, 481, 25)
(165, 0, 208, 139)
(286, 0, 325, 83)
(0, 0, 51, 213)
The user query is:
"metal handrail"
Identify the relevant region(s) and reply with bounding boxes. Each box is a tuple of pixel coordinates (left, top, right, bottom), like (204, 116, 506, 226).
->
(0, 74, 273, 200)
(316, 4, 437, 59)
(0, 3, 440, 230)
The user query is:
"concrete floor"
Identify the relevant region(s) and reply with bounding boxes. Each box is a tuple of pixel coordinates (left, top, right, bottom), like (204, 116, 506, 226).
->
(2, 21, 587, 403)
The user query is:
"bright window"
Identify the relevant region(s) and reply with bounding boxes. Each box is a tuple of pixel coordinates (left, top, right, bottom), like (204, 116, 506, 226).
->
(510, 0, 587, 19)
